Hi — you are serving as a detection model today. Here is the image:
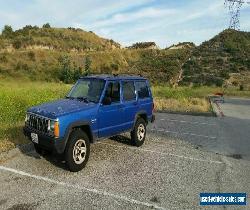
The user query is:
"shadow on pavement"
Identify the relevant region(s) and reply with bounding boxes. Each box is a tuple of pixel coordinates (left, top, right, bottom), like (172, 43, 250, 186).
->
(17, 143, 68, 171)
(17, 134, 133, 171)
(109, 135, 132, 146)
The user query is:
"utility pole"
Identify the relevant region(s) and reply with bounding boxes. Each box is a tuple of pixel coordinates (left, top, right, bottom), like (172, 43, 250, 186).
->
(224, 0, 250, 30)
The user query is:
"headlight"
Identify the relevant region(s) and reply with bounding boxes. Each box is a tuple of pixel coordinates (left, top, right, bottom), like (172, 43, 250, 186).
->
(48, 120, 54, 131)
(25, 113, 30, 122)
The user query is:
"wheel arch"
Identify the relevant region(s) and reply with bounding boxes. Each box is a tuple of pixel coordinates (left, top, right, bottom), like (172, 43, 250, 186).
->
(134, 111, 148, 128)
(65, 121, 94, 145)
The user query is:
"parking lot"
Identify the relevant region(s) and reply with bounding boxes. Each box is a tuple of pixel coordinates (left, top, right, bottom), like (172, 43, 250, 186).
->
(151, 98, 250, 161)
(0, 98, 250, 210)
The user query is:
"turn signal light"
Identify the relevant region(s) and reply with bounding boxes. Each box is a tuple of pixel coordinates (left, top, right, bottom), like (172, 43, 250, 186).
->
(54, 121, 60, 138)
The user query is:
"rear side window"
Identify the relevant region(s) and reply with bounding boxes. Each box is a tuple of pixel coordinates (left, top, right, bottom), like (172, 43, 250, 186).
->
(136, 81, 150, 99)
(122, 81, 136, 101)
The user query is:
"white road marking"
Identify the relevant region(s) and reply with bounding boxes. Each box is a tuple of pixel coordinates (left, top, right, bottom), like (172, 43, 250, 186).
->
(0, 165, 166, 210)
(160, 119, 216, 126)
(150, 128, 217, 139)
(98, 142, 223, 165)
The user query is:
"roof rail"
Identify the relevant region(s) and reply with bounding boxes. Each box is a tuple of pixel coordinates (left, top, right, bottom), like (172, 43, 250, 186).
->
(79, 74, 144, 79)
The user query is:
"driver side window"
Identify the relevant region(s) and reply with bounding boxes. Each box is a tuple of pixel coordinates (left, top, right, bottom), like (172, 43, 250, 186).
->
(104, 82, 120, 104)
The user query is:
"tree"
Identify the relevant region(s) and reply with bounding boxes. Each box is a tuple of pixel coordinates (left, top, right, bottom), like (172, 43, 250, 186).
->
(13, 39, 22, 49)
(2, 25, 13, 38)
(73, 67, 82, 80)
(84, 56, 92, 75)
(42, 23, 51, 28)
(58, 55, 72, 83)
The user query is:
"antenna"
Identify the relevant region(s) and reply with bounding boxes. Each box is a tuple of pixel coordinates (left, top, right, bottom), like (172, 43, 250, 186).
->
(224, 0, 250, 30)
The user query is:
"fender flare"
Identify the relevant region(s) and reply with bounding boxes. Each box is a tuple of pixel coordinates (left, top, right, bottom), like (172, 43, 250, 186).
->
(63, 120, 94, 146)
(133, 111, 148, 128)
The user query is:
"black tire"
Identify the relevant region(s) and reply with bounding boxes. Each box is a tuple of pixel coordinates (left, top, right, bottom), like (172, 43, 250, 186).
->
(131, 118, 147, 147)
(65, 129, 90, 172)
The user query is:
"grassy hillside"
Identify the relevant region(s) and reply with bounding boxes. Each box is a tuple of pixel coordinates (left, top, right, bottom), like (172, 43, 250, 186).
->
(0, 25, 192, 84)
(182, 29, 250, 86)
(0, 24, 120, 51)
(0, 26, 250, 87)
(0, 48, 190, 84)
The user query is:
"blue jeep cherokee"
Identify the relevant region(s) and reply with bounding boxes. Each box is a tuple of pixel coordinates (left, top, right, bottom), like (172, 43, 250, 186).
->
(23, 75, 155, 172)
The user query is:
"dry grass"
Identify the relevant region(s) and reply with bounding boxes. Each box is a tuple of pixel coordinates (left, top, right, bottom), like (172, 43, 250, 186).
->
(152, 86, 215, 113)
(0, 122, 28, 151)
(154, 97, 211, 113)
(152, 85, 250, 113)
(0, 140, 15, 153)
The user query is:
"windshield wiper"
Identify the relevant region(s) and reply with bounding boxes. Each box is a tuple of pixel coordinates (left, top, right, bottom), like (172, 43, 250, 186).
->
(76, 97, 89, 103)
(66, 96, 94, 103)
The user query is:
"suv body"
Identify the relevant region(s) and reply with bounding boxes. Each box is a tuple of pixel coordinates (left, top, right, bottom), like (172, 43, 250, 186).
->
(23, 75, 155, 171)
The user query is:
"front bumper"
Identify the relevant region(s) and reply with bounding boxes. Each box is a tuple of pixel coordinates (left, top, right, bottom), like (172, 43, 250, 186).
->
(23, 126, 66, 154)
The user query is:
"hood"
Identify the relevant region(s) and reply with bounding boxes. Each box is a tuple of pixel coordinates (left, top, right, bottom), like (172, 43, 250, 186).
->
(28, 99, 96, 118)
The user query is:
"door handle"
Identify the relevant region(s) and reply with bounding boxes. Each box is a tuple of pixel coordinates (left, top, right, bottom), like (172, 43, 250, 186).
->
(118, 105, 125, 110)
(133, 102, 138, 106)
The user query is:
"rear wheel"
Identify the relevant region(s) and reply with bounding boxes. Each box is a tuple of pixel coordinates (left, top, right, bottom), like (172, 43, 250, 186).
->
(65, 130, 90, 172)
(131, 118, 147, 147)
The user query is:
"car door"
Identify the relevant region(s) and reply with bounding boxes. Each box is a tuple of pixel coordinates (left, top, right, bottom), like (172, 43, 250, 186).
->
(98, 81, 124, 138)
(121, 80, 139, 131)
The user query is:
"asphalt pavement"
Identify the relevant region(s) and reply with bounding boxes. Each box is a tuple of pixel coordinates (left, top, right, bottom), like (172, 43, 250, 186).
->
(150, 98, 250, 160)
(0, 98, 249, 210)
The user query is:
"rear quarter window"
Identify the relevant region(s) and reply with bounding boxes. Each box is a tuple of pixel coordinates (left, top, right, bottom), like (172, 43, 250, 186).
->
(122, 81, 136, 101)
(135, 81, 150, 99)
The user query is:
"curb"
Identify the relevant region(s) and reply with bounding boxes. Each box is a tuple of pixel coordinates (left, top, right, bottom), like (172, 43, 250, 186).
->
(156, 110, 216, 117)
(208, 96, 218, 117)
(208, 96, 224, 117)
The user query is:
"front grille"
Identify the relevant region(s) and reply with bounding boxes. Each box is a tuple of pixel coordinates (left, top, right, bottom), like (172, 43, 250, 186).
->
(27, 114, 49, 134)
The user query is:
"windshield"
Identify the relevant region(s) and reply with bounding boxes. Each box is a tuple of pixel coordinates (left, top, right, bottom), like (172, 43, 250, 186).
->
(67, 79, 105, 103)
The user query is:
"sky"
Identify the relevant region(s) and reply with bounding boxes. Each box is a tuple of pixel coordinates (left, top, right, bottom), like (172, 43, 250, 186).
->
(0, 0, 249, 48)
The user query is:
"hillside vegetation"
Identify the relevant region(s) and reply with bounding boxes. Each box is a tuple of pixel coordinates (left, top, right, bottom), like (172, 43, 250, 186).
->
(0, 25, 250, 87)
(182, 29, 250, 86)
(0, 24, 120, 51)
(0, 25, 191, 84)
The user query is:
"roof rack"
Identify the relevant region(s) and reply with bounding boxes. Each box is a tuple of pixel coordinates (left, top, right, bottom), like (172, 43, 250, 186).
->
(79, 74, 144, 79)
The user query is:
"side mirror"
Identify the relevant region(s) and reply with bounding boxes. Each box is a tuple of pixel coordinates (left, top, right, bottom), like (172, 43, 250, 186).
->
(102, 96, 112, 105)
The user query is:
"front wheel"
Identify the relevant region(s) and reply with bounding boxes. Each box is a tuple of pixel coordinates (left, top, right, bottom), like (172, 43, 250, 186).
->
(131, 118, 147, 147)
(65, 130, 90, 172)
